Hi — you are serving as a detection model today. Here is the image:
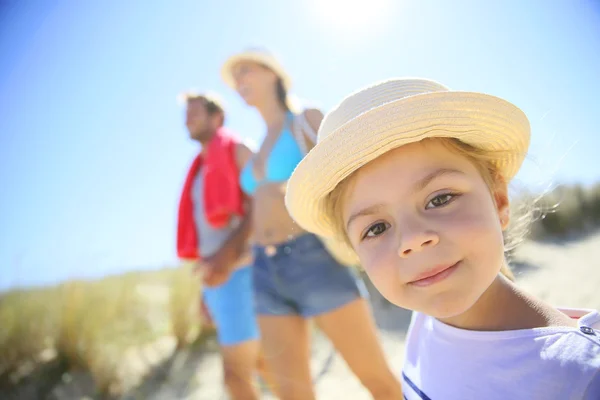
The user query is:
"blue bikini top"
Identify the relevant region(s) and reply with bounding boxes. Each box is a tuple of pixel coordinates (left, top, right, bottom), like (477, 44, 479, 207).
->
(240, 112, 304, 195)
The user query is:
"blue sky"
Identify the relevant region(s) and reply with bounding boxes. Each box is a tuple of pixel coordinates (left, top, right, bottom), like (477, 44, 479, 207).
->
(1, 0, 599, 290)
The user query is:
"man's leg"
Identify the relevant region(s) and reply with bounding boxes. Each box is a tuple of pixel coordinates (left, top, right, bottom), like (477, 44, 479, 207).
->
(203, 266, 262, 399)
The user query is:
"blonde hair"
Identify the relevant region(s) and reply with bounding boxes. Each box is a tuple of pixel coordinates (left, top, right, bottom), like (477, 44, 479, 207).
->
(325, 137, 531, 281)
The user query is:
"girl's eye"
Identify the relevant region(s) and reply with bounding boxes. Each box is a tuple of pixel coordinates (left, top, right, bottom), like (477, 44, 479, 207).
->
(362, 222, 389, 240)
(426, 193, 459, 209)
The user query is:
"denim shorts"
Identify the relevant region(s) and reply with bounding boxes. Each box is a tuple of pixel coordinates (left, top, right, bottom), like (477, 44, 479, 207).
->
(253, 233, 368, 317)
(203, 265, 259, 346)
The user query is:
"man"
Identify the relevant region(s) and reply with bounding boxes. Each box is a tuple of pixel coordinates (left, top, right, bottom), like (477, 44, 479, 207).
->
(176, 92, 269, 399)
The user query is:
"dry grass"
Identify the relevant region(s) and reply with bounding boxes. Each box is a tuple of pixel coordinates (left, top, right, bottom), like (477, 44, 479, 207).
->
(528, 182, 600, 239)
(169, 262, 202, 349)
(0, 287, 59, 380)
(0, 264, 204, 395)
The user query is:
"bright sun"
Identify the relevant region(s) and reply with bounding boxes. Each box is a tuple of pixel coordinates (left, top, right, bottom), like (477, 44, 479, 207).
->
(309, 0, 394, 39)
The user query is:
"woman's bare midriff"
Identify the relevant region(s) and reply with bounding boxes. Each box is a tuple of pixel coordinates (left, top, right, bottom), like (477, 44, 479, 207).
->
(252, 182, 307, 246)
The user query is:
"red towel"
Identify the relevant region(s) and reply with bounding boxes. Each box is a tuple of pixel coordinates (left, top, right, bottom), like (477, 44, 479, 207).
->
(177, 127, 245, 260)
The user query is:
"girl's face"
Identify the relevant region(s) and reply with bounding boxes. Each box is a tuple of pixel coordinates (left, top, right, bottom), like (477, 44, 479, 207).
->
(231, 61, 277, 107)
(342, 139, 510, 319)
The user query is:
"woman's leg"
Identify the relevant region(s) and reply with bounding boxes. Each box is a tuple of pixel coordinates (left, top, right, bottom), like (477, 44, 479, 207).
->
(252, 245, 316, 400)
(258, 315, 314, 400)
(273, 234, 402, 398)
(315, 298, 403, 399)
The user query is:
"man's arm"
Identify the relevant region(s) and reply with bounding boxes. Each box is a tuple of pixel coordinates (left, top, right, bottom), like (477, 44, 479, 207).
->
(200, 142, 254, 286)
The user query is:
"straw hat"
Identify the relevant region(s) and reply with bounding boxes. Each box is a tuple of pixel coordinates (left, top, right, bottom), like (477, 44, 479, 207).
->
(221, 48, 292, 90)
(285, 77, 531, 238)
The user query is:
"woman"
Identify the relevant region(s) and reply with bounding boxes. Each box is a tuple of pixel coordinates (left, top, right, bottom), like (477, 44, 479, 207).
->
(221, 48, 403, 400)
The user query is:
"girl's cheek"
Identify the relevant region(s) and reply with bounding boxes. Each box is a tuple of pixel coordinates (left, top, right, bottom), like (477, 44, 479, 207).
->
(361, 239, 398, 277)
(444, 195, 494, 233)
(447, 200, 504, 259)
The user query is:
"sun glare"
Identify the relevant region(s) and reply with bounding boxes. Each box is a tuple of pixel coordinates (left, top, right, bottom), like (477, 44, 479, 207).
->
(309, 0, 394, 39)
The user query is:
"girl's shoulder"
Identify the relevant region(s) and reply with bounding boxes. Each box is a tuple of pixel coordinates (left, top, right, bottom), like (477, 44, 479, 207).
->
(405, 309, 600, 369)
(403, 310, 600, 399)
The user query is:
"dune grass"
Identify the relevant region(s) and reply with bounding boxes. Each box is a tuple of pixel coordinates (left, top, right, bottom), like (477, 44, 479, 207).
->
(0, 286, 59, 383)
(0, 265, 204, 395)
(529, 182, 600, 239)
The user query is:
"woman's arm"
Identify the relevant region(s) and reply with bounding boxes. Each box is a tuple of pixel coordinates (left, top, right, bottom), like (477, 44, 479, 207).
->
(301, 108, 324, 151)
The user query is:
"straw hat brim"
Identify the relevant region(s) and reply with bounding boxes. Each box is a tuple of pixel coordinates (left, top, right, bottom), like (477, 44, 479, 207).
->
(221, 52, 292, 91)
(285, 90, 531, 238)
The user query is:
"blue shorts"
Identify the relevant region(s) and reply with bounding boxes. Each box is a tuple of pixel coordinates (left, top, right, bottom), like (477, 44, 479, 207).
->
(253, 233, 368, 317)
(202, 265, 259, 346)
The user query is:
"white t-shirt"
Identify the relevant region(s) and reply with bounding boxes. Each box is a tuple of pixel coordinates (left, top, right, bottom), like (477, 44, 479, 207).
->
(402, 308, 600, 399)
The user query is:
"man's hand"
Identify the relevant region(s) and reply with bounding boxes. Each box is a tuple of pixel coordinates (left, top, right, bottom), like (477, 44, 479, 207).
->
(194, 247, 236, 287)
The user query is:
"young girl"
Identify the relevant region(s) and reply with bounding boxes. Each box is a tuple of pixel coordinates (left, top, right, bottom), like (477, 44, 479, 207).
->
(285, 78, 600, 399)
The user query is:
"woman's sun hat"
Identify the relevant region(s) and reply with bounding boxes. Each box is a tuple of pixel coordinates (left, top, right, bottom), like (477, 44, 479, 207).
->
(285, 77, 531, 238)
(221, 47, 292, 91)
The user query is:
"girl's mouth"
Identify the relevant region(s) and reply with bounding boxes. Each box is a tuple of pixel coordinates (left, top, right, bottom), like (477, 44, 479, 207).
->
(408, 261, 461, 287)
